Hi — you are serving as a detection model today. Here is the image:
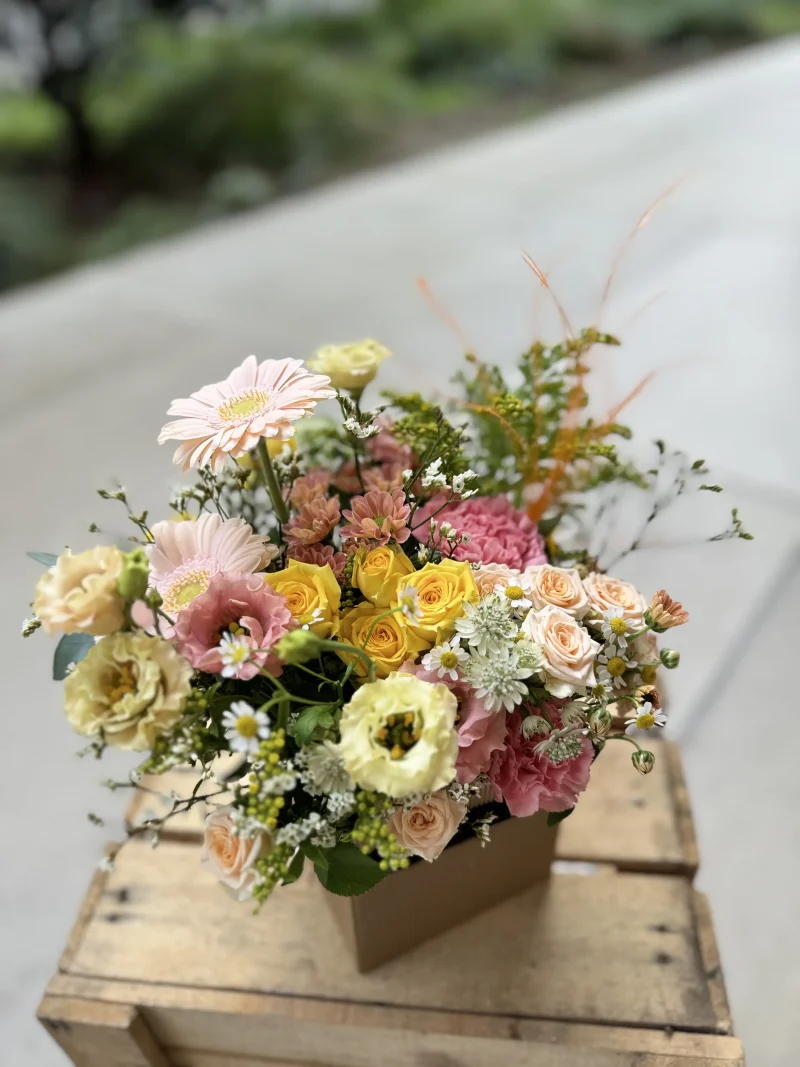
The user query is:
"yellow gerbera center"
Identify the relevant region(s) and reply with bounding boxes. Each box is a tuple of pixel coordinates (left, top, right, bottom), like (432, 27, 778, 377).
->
(163, 569, 211, 613)
(635, 712, 656, 730)
(375, 711, 421, 758)
(107, 663, 137, 704)
(607, 656, 627, 677)
(439, 650, 459, 669)
(235, 714, 259, 738)
(504, 585, 525, 601)
(218, 389, 270, 423)
(610, 616, 628, 635)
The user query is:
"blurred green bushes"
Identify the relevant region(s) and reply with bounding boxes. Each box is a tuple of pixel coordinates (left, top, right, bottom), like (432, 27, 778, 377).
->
(0, 0, 796, 292)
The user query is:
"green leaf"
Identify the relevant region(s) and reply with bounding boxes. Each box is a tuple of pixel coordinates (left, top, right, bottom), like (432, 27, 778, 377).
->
(27, 551, 58, 567)
(547, 808, 574, 827)
(699, 484, 723, 493)
(53, 633, 94, 680)
(302, 842, 330, 870)
(314, 843, 388, 897)
(292, 704, 335, 745)
(537, 512, 562, 538)
(282, 849, 306, 886)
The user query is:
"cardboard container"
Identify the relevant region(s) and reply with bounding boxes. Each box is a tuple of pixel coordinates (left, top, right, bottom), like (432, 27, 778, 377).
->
(325, 810, 557, 972)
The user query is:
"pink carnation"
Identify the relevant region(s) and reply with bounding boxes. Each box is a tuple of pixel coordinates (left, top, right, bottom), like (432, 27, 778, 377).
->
(489, 708, 593, 817)
(341, 489, 410, 547)
(289, 471, 330, 508)
(284, 495, 341, 548)
(287, 543, 347, 581)
(174, 573, 293, 679)
(413, 494, 547, 571)
(401, 661, 506, 783)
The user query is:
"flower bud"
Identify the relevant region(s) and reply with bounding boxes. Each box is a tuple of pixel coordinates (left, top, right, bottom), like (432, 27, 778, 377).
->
(587, 707, 612, 739)
(276, 628, 324, 665)
(659, 648, 680, 670)
(645, 590, 689, 633)
(631, 750, 656, 775)
(117, 547, 150, 602)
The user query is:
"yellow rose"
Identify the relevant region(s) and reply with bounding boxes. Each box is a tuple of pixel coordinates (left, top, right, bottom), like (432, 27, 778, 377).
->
(264, 559, 340, 639)
(63, 632, 192, 751)
(307, 339, 391, 392)
(337, 672, 458, 798)
(393, 559, 478, 644)
(33, 546, 126, 637)
(338, 601, 429, 678)
(352, 545, 415, 608)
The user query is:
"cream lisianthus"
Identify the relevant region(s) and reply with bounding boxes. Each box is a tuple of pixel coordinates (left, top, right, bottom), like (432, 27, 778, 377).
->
(34, 546, 126, 637)
(263, 558, 341, 638)
(337, 672, 458, 798)
(308, 339, 391, 392)
(63, 632, 192, 751)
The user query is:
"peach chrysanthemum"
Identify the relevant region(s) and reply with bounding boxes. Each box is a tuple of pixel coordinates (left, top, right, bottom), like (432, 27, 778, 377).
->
(147, 513, 276, 617)
(158, 355, 335, 473)
(289, 471, 331, 508)
(646, 590, 689, 632)
(341, 489, 411, 547)
(284, 495, 341, 548)
(363, 463, 406, 493)
(287, 543, 347, 581)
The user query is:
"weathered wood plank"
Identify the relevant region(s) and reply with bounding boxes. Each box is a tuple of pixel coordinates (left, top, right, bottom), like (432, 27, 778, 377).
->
(37, 996, 171, 1067)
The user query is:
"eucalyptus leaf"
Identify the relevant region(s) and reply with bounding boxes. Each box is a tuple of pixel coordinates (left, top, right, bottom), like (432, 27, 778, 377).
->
(314, 843, 387, 897)
(53, 633, 94, 680)
(547, 808, 574, 827)
(27, 551, 58, 567)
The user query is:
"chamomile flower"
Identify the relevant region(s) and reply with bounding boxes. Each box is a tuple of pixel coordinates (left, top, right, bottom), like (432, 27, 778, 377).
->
(496, 581, 533, 617)
(218, 633, 254, 678)
(422, 637, 469, 681)
(455, 593, 518, 656)
(599, 609, 632, 651)
(625, 707, 668, 730)
(222, 701, 271, 755)
(397, 583, 423, 623)
(465, 646, 533, 713)
(596, 649, 635, 690)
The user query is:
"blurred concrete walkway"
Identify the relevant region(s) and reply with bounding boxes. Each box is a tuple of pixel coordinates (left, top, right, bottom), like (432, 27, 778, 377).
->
(4, 36, 800, 1067)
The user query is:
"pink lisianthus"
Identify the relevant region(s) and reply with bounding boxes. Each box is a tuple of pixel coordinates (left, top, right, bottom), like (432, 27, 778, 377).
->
(401, 661, 506, 783)
(341, 489, 411, 547)
(174, 573, 293, 679)
(413, 495, 547, 571)
(284, 495, 341, 548)
(489, 709, 593, 817)
(289, 471, 330, 508)
(287, 543, 347, 581)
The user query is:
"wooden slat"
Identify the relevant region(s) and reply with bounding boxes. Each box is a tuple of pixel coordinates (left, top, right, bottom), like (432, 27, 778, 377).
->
(37, 996, 170, 1067)
(59, 836, 728, 1034)
(125, 740, 697, 877)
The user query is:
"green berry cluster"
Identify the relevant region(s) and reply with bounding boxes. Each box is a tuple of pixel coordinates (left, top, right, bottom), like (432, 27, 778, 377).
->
(139, 690, 214, 774)
(251, 842, 295, 906)
(236, 730, 289, 831)
(351, 791, 409, 872)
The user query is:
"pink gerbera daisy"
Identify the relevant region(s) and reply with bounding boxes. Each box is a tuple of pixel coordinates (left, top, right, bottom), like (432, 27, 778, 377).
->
(147, 513, 277, 617)
(158, 356, 336, 473)
(340, 489, 411, 547)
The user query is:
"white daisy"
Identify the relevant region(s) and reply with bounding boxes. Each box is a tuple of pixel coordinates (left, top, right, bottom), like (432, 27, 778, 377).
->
(625, 708, 668, 731)
(422, 637, 469, 681)
(465, 647, 533, 713)
(496, 580, 533, 617)
(596, 649, 636, 690)
(299, 606, 324, 630)
(222, 701, 271, 755)
(397, 583, 423, 623)
(218, 633, 254, 678)
(455, 593, 518, 656)
(599, 609, 632, 651)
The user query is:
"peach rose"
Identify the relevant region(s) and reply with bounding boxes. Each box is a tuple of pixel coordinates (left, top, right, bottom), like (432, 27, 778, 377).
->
(34, 545, 125, 637)
(522, 604, 600, 698)
(387, 790, 466, 862)
(524, 564, 589, 619)
(201, 806, 270, 901)
(583, 571, 646, 625)
(472, 563, 522, 598)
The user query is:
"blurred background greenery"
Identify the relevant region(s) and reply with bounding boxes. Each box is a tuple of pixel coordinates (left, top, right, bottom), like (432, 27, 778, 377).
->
(0, 0, 797, 294)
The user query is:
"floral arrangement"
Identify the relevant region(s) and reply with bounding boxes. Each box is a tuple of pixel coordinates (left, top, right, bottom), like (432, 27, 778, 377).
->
(24, 331, 749, 903)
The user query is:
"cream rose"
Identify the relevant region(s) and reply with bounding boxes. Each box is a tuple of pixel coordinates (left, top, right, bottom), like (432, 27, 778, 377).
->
(522, 604, 600, 698)
(525, 564, 590, 619)
(34, 546, 126, 637)
(388, 791, 466, 862)
(472, 563, 522, 598)
(583, 572, 647, 625)
(201, 806, 270, 901)
(307, 339, 391, 392)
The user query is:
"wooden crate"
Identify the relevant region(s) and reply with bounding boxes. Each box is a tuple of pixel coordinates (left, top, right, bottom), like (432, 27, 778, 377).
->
(38, 741, 744, 1066)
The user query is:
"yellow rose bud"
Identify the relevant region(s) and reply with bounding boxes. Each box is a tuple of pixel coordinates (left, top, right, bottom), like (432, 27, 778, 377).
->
(352, 545, 415, 608)
(33, 546, 126, 637)
(338, 601, 429, 678)
(264, 559, 341, 639)
(393, 558, 479, 644)
(307, 339, 391, 393)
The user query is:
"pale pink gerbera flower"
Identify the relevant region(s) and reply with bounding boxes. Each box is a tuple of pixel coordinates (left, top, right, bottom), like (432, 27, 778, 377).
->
(288, 543, 348, 581)
(284, 495, 341, 548)
(147, 513, 277, 617)
(158, 356, 336, 473)
(341, 489, 411, 547)
(289, 470, 330, 508)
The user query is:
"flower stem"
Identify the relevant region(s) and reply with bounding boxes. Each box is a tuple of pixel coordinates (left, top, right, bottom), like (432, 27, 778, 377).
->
(320, 638, 377, 683)
(607, 733, 643, 753)
(256, 439, 289, 526)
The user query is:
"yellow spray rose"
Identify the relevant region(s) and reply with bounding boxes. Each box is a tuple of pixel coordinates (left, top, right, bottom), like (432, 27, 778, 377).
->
(307, 339, 391, 392)
(393, 558, 478, 644)
(338, 601, 429, 678)
(34, 546, 126, 637)
(264, 559, 340, 639)
(64, 632, 192, 751)
(352, 545, 415, 608)
(337, 672, 458, 798)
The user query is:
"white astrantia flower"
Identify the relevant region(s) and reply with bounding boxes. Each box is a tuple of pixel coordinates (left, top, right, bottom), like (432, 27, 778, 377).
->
(465, 646, 533, 713)
(302, 740, 354, 796)
(596, 649, 636, 690)
(422, 637, 469, 681)
(514, 637, 546, 673)
(223, 701, 271, 755)
(625, 708, 668, 730)
(218, 633, 254, 678)
(397, 583, 423, 623)
(455, 593, 519, 656)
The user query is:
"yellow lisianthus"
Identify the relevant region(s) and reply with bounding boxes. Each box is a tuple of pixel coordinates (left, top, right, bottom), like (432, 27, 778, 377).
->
(336, 672, 458, 798)
(264, 559, 340, 639)
(393, 559, 478, 644)
(338, 601, 429, 678)
(351, 545, 415, 608)
(307, 339, 390, 393)
(34, 546, 126, 637)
